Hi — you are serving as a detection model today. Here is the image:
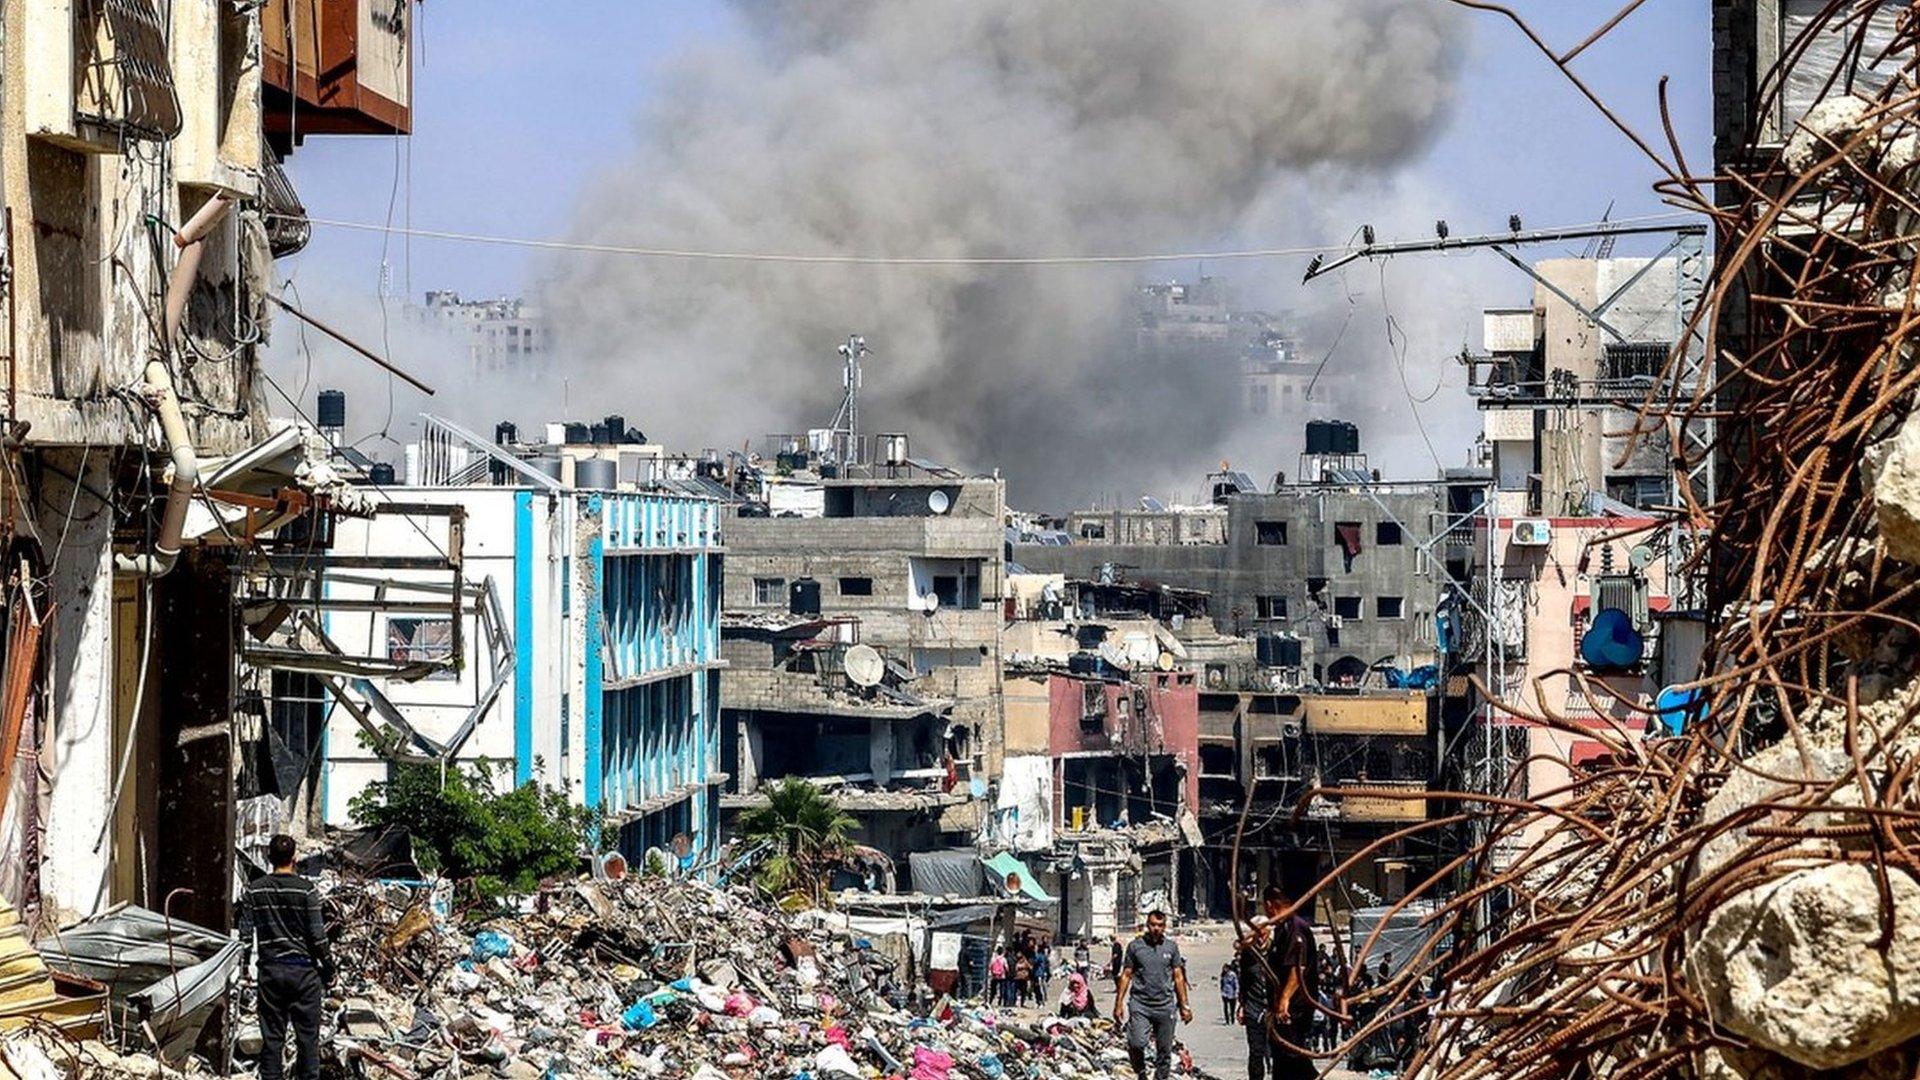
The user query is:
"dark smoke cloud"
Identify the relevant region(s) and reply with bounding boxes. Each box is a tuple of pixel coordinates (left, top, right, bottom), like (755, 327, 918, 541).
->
(532, 0, 1469, 508)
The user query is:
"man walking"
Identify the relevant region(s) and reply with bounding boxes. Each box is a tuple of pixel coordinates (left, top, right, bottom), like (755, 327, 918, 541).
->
(1237, 884, 1319, 1080)
(1112, 907, 1192, 1080)
(238, 834, 335, 1080)
(1220, 960, 1240, 1023)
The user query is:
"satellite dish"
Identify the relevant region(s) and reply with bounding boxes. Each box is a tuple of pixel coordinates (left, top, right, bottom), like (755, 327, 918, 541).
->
(927, 490, 952, 514)
(921, 592, 940, 614)
(1099, 642, 1131, 669)
(1629, 544, 1656, 570)
(1156, 651, 1175, 672)
(845, 644, 885, 688)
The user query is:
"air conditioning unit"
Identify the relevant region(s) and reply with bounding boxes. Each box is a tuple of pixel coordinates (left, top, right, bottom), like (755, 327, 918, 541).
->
(1512, 519, 1553, 547)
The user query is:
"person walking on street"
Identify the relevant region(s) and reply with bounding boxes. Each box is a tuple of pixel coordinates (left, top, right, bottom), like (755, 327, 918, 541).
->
(1236, 884, 1319, 1080)
(238, 834, 335, 1080)
(1219, 961, 1240, 1023)
(1012, 948, 1034, 1007)
(1074, 936, 1092, 976)
(1113, 907, 1192, 1080)
(1033, 942, 1052, 1005)
(988, 946, 1009, 1007)
(1109, 935, 1124, 981)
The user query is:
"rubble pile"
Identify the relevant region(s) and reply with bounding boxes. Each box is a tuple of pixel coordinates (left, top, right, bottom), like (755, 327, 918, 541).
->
(8, 875, 1129, 1080)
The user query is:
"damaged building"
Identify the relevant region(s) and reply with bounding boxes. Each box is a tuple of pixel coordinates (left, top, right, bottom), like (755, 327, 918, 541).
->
(293, 411, 728, 868)
(0, 0, 413, 933)
(1015, 422, 1446, 688)
(718, 445, 1006, 871)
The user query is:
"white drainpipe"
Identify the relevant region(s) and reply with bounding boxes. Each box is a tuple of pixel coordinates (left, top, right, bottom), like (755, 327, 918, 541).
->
(115, 193, 233, 578)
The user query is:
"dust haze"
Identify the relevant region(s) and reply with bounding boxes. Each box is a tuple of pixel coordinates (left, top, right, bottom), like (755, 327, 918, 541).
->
(536, 0, 1470, 508)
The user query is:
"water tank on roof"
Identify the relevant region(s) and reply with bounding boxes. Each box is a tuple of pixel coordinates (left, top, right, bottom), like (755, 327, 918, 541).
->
(1256, 632, 1279, 667)
(530, 457, 565, 483)
(1305, 420, 1333, 455)
(1067, 652, 1100, 676)
(1333, 420, 1360, 454)
(575, 457, 618, 490)
(494, 421, 517, 445)
(789, 577, 822, 616)
(368, 462, 396, 485)
(589, 422, 611, 445)
(563, 422, 590, 445)
(604, 415, 627, 444)
(877, 433, 910, 466)
(316, 389, 346, 430)
(1275, 635, 1303, 668)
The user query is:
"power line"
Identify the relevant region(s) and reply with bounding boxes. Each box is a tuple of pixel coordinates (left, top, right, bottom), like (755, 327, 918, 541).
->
(273, 212, 1698, 269)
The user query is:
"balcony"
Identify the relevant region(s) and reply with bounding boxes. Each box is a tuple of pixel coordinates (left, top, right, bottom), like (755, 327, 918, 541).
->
(261, 0, 412, 144)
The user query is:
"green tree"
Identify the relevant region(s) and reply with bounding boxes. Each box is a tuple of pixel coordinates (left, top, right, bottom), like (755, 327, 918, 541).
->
(735, 777, 856, 903)
(349, 761, 601, 900)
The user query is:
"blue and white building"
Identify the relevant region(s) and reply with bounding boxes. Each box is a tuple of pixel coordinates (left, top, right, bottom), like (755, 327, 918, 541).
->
(312, 421, 725, 869)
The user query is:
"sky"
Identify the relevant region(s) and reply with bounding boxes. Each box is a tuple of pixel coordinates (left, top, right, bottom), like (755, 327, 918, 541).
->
(273, 0, 1713, 499)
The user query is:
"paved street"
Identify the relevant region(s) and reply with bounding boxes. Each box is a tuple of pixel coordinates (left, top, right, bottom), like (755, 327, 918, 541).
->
(1141, 922, 1370, 1080)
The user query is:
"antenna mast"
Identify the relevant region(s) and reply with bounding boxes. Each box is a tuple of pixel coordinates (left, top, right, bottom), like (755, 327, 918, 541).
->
(829, 334, 869, 465)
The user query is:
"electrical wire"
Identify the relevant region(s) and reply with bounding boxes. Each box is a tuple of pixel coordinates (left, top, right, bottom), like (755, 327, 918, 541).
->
(272, 211, 1699, 269)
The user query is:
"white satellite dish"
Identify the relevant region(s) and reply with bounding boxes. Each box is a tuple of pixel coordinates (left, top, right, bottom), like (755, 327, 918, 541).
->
(1099, 642, 1131, 669)
(927, 489, 952, 515)
(921, 592, 940, 614)
(845, 644, 885, 688)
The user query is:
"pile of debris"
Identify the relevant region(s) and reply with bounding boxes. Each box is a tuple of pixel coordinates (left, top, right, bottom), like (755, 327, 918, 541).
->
(5, 875, 1130, 1080)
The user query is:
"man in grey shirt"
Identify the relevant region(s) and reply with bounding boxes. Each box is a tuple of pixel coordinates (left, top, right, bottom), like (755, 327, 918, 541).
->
(1113, 906, 1192, 1080)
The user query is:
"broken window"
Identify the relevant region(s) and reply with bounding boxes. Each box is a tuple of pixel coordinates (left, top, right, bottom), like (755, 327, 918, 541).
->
(1333, 522, 1364, 571)
(1377, 596, 1405, 619)
(1376, 521, 1403, 546)
(753, 577, 785, 605)
(838, 576, 873, 597)
(1256, 595, 1288, 620)
(1255, 521, 1287, 545)
(387, 617, 455, 678)
(78, 0, 184, 143)
(1081, 682, 1106, 729)
(1333, 596, 1362, 620)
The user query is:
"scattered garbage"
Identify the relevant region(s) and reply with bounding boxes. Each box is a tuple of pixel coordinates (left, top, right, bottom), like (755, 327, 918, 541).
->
(6, 873, 1132, 1078)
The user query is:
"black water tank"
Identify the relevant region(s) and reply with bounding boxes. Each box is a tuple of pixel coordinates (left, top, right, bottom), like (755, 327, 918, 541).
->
(789, 577, 822, 616)
(1256, 632, 1279, 666)
(603, 415, 627, 443)
(1305, 420, 1332, 454)
(317, 390, 347, 430)
(368, 462, 397, 485)
(1275, 635, 1304, 668)
(1067, 652, 1100, 676)
(1333, 420, 1361, 454)
(589, 422, 611, 445)
(563, 422, 590, 445)
(494, 421, 518, 445)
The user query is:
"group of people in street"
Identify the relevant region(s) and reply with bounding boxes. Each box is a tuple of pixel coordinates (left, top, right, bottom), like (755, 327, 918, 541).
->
(986, 929, 1056, 1009)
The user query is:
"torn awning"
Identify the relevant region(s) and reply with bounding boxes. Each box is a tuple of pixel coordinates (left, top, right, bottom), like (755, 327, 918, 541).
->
(981, 851, 1056, 904)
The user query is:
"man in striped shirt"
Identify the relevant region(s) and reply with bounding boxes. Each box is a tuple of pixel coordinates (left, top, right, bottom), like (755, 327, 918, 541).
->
(237, 834, 334, 1080)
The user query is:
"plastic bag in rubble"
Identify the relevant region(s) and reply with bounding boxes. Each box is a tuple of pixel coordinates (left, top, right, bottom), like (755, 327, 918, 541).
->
(472, 929, 513, 961)
(815, 1042, 861, 1078)
(746, 1005, 783, 1027)
(912, 1045, 954, 1080)
(692, 982, 730, 1012)
(622, 998, 659, 1030)
(724, 989, 757, 1016)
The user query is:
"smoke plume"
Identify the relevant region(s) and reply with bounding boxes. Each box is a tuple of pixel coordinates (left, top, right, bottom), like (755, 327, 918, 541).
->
(539, 1, 1471, 507)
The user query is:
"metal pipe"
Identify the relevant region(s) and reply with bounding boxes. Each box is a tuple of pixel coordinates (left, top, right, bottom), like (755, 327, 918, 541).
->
(117, 194, 232, 577)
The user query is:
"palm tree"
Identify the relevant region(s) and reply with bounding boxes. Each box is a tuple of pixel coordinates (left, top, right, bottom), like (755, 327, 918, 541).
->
(735, 777, 857, 904)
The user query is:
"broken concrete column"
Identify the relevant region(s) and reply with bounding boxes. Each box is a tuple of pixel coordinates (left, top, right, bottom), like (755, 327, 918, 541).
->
(1687, 863, 1920, 1070)
(1866, 412, 1920, 565)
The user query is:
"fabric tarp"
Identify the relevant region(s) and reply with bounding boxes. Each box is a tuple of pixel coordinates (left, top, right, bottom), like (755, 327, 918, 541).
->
(1345, 902, 1443, 980)
(981, 851, 1056, 903)
(908, 849, 981, 898)
(994, 756, 1054, 853)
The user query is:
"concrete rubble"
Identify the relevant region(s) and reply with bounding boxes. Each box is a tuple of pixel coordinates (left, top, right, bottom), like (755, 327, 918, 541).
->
(6, 875, 1131, 1080)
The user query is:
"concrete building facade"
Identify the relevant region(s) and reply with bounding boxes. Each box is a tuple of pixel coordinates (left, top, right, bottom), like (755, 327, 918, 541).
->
(316, 481, 726, 869)
(0, 0, 411, 932)
(719, 467, 1007, 869)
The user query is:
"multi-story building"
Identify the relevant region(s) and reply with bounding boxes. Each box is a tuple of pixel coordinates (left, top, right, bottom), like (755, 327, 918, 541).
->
(1015, 425, 1447, 687)
(719, 456, 1007, 869)
(0, 0, 413, 930)
(305, 416, 727, 867)
(416, 291, 549, 375)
